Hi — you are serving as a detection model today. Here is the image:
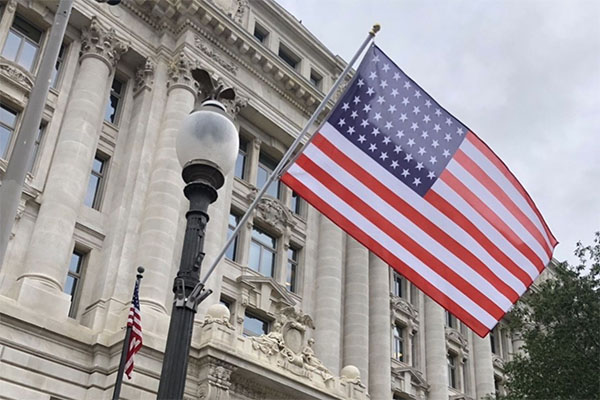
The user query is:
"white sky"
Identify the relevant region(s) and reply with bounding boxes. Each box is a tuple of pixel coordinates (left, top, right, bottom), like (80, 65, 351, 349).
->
(278, 0, 600, 266)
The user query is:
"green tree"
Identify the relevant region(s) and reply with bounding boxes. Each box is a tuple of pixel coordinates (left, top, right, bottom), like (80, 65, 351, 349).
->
(501, 232, 600, 400)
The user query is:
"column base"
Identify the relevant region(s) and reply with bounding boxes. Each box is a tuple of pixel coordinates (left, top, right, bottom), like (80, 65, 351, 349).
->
(16, 277, 72, 319)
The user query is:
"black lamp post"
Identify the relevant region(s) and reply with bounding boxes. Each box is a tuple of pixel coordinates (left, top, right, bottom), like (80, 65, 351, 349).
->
(157, 81, 239, 399)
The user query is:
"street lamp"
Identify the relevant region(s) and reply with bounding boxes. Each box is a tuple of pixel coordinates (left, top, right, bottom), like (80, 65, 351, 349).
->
(157, 75, 239, 399)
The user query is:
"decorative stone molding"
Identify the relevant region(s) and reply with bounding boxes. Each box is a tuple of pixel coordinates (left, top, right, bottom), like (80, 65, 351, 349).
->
(237, 274, 296, 308)
(80, 17, 129, 69)
(492, 354, 505, 370)
(203, 303, 234, 329)
(167, 51, 198, 92)
(391, 365, 429, 394)
(197, 358, 236, 399)
(247, 195, 293, 234)
(133, 57, 155, 94)
(223, 93, 248, 118)
(445, 327, 469, 350)
(194, 36, 238, 75)
(0, 62, 34, 91)
(7, 0, 16, 13)
(391, 296, 419, 334)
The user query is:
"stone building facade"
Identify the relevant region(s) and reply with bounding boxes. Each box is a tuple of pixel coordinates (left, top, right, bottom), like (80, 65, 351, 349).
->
(0, 0, 547, 399)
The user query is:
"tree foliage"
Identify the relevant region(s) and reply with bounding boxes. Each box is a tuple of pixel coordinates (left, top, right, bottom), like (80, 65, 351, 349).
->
(501, 232, 600, 400)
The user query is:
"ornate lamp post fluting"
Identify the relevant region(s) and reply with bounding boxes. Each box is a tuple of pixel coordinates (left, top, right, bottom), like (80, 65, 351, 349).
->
(157, 71, 239, 399)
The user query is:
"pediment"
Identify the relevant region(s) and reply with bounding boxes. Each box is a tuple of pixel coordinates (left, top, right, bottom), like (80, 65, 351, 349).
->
(238, 274, 296, 307)
(392, 365, 428, 389)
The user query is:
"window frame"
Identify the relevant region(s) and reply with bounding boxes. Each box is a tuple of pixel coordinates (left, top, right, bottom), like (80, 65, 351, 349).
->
(234, 137, 248, 180)
(253, 22, 269, 44)
(226, 211, 240, 262)
(243, 310, 269, 337)
(393, 272, 405, 298)
(447, 352, 458, 389)
(0, 104, 18, 160)
(309, 68, 323, 89)
(84, 152, 109, 211)
(50, 43, 66, 89)
(278, 42, 301, 70)
(104, 76, 125, 125)
(257, 152, 280, 199)
(65, 249, 87, 318)
(1, 15, 43, 72)
(286, 246, 299, 293)
(392, 323, 405, 362)
(249, 225, 277, 277)
(26, 125, 44, 174)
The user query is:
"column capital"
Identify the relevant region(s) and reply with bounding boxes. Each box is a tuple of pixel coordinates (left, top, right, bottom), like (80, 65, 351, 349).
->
(167, 52, 198, 94)
(80, 17, 129, 70)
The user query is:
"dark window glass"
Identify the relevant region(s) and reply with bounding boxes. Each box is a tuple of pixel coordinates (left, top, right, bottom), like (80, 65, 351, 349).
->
(490, 327, 498, 354)
(243, 312, 268, 337)
(310, 70, 322, 89)
(393, 324, 405, 362)
(257, 153, 280, 198)
(0, 105, 18, 159)
(249, 227, 276, 277)
(448, 354, 457, 388)
(1, 16, 42, 72)
(26, 126, 44, 173)
(253, 23, 269, 43)
(104, 77, 124, 124)
(290, 190, 302, 214)
(84, 154, 107, 210)
(225, 213, 239, 261)
(286, 247, 298, 293)
(278, 44, 300, 69)
(50, 44, 66, 88)
(65, 250, 85, 318)
(394, 273, 404, 298)
(445, 311, 456, 329)
(234, 138, 247, 179)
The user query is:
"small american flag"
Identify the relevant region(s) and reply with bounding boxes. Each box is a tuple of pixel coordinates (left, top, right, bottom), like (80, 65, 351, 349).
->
(282, 45, 557, 337)
(125, 279, 142, 379)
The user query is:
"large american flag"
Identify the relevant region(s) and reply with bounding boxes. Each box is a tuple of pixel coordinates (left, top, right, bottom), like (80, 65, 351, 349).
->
(125, 279, 142, 379)
(281, 45, 557, 337)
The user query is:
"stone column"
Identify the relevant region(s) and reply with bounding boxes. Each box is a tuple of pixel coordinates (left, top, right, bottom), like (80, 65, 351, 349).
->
(424, 297, 449, 400)
(368, 253, 391, 399)
(343, 236, 369, 385)
(473, 333, 495, 399)
(0, 0, 17, 51)
(16, 18, 128, 316)
(313, 215, 343, 374)
(134, 52, 197, 315)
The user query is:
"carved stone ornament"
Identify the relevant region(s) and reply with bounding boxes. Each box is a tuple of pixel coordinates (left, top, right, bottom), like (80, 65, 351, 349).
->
(7, 0, 16, 13)
(197, 358, 236, 399)
(446, 327, 469, 350)
(0, 62, 34, 90)
(209, 0, 249, 23)
(167, 52, 198, 91)
(194, 36, 238, 75)
(253, 196, 293, 230)
(249, 306, 334, 382)
(80, 17, 129, 69)
(492, 354, 505, 370)
(133, 57, 155, 93)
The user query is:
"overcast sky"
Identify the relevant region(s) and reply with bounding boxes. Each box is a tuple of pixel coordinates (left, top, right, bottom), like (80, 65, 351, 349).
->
(278, 0, 600, 266)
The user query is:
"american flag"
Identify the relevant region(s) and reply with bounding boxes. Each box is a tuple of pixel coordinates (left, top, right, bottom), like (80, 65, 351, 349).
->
(125, 279, 142, 379)
(281, 45, 557, 337)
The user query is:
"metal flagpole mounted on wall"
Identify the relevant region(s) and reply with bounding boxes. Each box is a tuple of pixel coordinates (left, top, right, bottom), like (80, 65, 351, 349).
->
(200, 24, 381, 286)
(112, 266, 144, 400)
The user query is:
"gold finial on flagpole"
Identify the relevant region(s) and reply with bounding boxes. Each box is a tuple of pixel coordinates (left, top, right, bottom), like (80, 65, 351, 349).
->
(370, 23, 381, 36)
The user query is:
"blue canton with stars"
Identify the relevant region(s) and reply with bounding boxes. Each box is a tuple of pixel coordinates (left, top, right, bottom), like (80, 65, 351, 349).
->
(328, 45, 468, 197)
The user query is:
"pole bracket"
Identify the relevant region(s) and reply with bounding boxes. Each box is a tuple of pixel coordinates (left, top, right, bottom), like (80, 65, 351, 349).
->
(185, 282, 213, 311)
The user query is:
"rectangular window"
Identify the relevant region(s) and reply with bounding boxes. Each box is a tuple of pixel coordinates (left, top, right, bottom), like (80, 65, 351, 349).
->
(490, 327, 498, 354)
(104, 77, 124, 124)
(448, 353, 458, 389)
(234, 137, 247, 180)
(253, 23, 269, 43)
(0, 104, 18, 159)
(393, 324, 405, 362)
(286, 247, 298, 293)
(84, 154, 108, 210)
(225, 212, 239, 261)
(257, 153, 280, 198)
(309, 69, 322, 89)
(393, 272, 405, 298)
(243, 311, 269, 337)
(1, 16, 42, 72)
(65, 250, 85, 318)
(26, 126, 44, 173)
(249, 227, 276, 277)
(290, 190, 302, 215)
(278, 43, 300, 70)
(445, 310, 456, 329)
(50, 44, 66, 88)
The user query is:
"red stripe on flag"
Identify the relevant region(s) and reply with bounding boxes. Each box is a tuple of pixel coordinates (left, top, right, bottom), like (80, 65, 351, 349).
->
(466, 132, 557, 247)
(281, 171, 491, 337)
(454, 149, 552, 258)
(311, 133, 520, 303)
(440, 169, 545, 272)
(295, 152, 506, 319)
(424, 189, 535, 286)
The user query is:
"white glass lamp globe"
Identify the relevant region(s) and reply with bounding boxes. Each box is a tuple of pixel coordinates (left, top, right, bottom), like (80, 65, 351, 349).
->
(176, 100, 239, 174)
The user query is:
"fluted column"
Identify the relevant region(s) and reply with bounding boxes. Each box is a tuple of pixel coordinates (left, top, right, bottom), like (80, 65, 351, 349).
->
(16, 18, 128, 316)
(368, 253, 391, 399)
(313, 215, 343, 374)
(343, 236, 369, 385)
(135, 52, 197, 315)
(424, 297, 449, 400)
(473, 333, 495, 399)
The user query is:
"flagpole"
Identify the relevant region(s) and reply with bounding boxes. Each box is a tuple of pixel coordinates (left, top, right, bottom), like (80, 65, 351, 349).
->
(200, 24, 381, 286)
(112, 266, 144, 400)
